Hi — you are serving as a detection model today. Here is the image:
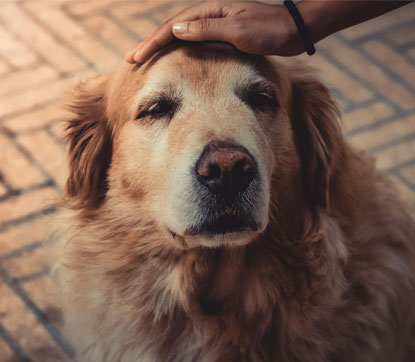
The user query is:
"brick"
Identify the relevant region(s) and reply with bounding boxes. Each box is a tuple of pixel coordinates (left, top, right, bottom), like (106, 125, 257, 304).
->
(18, 130, 68, 188)
(333, 96, 346, 111)
(400, 165, 415, 184)
(0, 335, 15, 361)
(0, 65, 58, 98)
(0, 187, 57, 225)
(0, 4, 86, 73)
(303, 52, 373, 103)
(407, 48, 415, 61)
(0, 76, 80, 118)
(24, 2, 86, 39)
(376, 141, 415, 171)
(363, 41, 415, 86)
(0, 279, 71, 362)
(110, 1, 166, 19)
(121, 17, 158, 41)
(341, 4, 415, 40)
(84, 14, 138, 55)
(343, 102, 394, 132)
(74, 43, 120, 73)
(0, 24, 38, 68)
(152, 1, 195, 24)
(21, 275, 65, 335)
(0, 216, 53, 255)
(385, 24, 415, 47)
(321, 37, 414, 110)
(0, 183, 7, 198)
(388, 174, 415, 214)
(48, 122, 66, 145)
(66, 67, 99, 80)
(0, 134, 45, 189)
(0, 59, 9, 75)
(349, 114, 415, 152)
(1, 245, 50, 279)
(65, 0, 119, 16)
(23, 3, 121, 72)
(2, 102, 67, 133)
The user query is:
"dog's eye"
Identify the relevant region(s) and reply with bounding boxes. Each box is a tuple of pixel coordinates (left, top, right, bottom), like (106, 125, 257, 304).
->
(136, 98, 176, 120)
(246, 92, 276, 111)
(148, 100, 174, 117)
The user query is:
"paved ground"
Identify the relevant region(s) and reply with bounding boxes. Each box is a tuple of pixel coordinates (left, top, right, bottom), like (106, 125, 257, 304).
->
(0, 1, 414, 361)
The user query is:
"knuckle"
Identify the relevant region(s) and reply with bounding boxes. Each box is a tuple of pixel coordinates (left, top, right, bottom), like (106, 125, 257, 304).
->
(150, 38, 163, 50)
(230, 21, 245, 42)
(163, 17, 174, 26)
(197, 19, 211, 34)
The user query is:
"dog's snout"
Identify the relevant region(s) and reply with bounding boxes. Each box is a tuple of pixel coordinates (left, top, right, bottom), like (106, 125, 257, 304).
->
(196, 142, 256, 195)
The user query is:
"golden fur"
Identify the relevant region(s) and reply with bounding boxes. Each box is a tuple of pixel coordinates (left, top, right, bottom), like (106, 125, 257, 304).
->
(54, 43, 415, 362)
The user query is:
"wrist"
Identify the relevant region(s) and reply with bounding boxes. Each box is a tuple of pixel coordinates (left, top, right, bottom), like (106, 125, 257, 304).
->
(296, 0, 332, 45)
(282, 1, 317, 55)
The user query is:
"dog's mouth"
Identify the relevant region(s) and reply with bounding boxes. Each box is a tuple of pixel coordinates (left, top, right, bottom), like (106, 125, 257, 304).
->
(185, 214, 258, 237)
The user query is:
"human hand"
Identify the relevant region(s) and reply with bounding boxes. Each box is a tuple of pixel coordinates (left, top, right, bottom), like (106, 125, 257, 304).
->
(125, 1, 305, 64)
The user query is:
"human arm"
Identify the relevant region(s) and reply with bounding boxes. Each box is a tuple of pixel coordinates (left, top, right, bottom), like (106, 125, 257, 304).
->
(125, 0, 411, 64)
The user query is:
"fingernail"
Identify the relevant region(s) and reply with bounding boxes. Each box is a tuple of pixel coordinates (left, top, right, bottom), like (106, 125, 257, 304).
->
(125, 49, 135, 59)
(173, 22, 188, 34)
(133, 49, 142, 62)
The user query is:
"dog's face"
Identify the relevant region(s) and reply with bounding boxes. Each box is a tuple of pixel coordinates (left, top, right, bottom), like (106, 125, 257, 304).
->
(65, 43, 342, 249)
(110, 44, 292, 248)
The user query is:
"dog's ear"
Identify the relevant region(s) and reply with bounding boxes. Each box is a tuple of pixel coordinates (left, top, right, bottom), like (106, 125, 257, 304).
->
(289, 69, 344, 211)
(64, 76, 113, 209)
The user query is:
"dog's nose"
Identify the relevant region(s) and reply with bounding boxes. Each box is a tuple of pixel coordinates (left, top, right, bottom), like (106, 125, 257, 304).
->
(196, 142, 256, 195)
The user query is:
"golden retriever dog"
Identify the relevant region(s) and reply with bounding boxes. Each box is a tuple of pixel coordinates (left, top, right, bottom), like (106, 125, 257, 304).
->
(54, 42, 415, 362)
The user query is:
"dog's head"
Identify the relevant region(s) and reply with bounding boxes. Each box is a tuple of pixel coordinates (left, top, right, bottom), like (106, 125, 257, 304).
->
(64, 43, 343, 249)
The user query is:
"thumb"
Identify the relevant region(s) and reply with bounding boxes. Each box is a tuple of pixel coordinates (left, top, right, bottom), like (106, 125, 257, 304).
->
(172, 18, 229, 42)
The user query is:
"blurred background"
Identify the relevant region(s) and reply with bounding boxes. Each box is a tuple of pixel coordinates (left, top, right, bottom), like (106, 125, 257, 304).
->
(0, 1, 414, 361)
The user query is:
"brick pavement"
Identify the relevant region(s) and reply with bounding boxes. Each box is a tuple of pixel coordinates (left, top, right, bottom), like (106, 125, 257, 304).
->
(0, 1, 414, 361)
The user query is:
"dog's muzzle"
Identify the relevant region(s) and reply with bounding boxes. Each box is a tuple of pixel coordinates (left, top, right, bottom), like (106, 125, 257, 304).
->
(187, 141, 260, 236)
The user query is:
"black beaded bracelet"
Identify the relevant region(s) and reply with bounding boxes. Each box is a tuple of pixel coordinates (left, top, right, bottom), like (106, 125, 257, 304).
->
(283, 0, 316, 56)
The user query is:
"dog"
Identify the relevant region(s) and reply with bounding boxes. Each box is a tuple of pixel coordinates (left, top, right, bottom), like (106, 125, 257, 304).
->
(53, 42, 415, 362)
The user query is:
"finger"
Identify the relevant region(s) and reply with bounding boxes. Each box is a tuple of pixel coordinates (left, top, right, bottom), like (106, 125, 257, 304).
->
(125, 48, 139, 63)
(124, 20, 174, 64)
(125, 1, 225, 63)
(131, 29, 175, 64)
(172, 18, 232, 43)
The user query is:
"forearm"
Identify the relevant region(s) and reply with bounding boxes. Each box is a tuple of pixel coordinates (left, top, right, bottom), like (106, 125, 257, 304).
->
(297, 1, 412, 44)
(126, 0, 412, 63)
